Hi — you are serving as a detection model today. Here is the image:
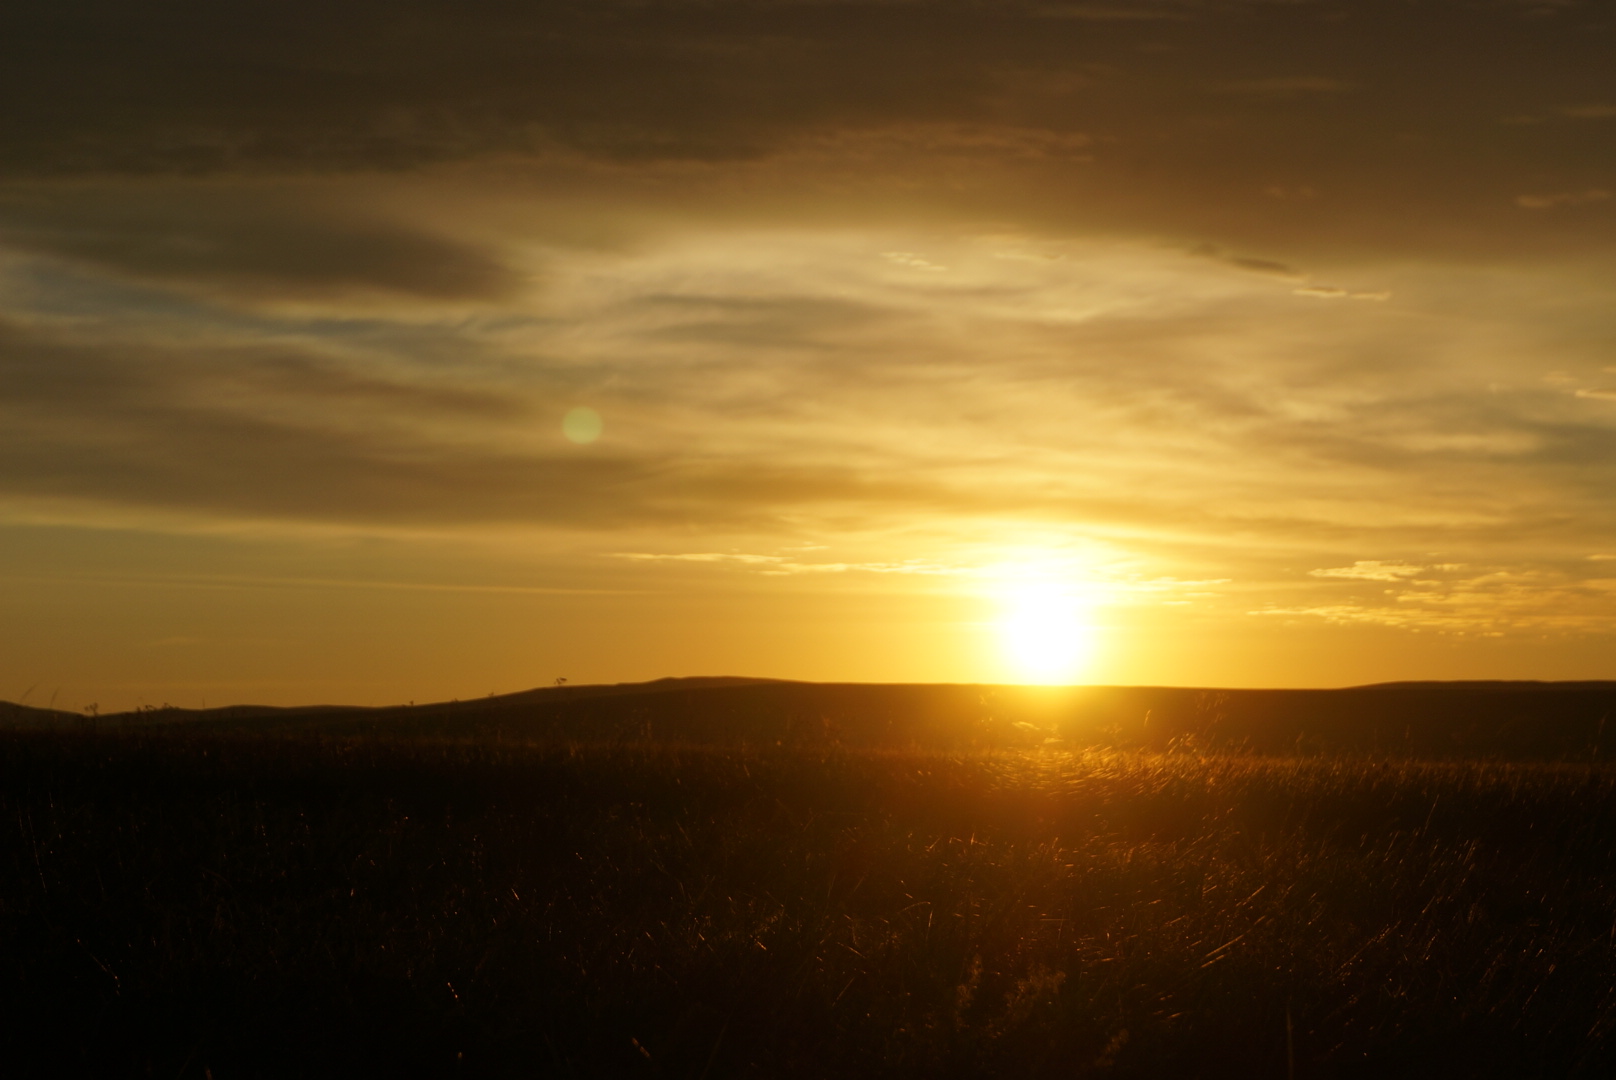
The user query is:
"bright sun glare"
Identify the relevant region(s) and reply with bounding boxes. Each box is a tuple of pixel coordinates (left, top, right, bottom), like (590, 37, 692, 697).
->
(995, 578, 1097, 684)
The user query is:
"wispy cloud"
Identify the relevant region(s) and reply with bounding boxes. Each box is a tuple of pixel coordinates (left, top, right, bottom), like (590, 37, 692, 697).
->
(1293, 286, 1391, 301)
(4, 219, 1615, 561)
(1187, 244, 1299, 277)
(1516, 190, 1611, 210)
(1226, 256, 1299, 277)
(614, 552, 965, 576)
(883, 252, 949, 272)
(1310, 561, 1425, 582)
(1259, 565, 1616, 634)
(0, 191, 520, 303)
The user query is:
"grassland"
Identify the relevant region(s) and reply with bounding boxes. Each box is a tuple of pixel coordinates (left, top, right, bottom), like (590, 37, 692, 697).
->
(6, 718, 1616, 1077)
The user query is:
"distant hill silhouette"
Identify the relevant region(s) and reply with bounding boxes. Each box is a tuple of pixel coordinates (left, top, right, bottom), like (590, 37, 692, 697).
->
(9, 678, 1616, 760)
(0, 701, 82, 728)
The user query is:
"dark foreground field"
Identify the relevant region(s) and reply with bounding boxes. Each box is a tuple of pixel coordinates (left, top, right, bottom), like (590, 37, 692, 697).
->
(6, 720, 1616, 1078)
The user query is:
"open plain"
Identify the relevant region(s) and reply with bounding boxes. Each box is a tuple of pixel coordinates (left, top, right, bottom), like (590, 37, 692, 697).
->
(6, 680, 1616, 1077)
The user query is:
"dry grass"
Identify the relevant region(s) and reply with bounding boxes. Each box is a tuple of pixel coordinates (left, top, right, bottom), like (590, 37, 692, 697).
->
(4, 731, 1616, 1076)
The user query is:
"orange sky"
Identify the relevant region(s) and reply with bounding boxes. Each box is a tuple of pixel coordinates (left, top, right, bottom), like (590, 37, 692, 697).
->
(4, 0, 1616, 709)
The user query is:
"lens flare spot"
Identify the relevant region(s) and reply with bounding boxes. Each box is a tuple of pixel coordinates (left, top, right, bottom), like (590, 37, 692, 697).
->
(562, 406, 604, 444)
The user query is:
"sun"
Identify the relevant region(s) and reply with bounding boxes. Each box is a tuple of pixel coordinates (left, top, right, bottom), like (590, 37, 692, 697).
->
(995, 578, 1097, 684)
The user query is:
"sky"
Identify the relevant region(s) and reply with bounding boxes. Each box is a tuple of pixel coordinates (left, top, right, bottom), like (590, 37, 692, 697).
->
(4, 0, 1616, 710)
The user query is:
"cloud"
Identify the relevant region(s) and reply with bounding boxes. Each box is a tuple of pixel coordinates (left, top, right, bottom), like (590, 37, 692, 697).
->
(0, 191, 519, 302)
(0, 0, 1608, 282)
(1310, 561, 1425, 582)
(240, 356, 526, 417)
(0, 319, 648, 528)
(617, 552, 787, 566)
(812, 124, 1094, 162)
(1516, 190, 1611, 210)
(1188, 246, 1299, 277)
(1226, 256, 1299, 277)
(0, 289, 1218, 534)
(0, 1, 1113, 174)
(1293, 286, 1391, 301)
(4, 218, 1616, 586)
(1260, 565, 1616, 634)
(613, 552, 963, 576)
(1575, 388, 1616, 401)
(630, 293, 888, 352)
(883, 251, 948, 272)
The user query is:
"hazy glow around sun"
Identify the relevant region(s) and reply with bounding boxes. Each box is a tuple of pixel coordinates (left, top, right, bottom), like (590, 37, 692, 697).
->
(995, 575, 1098, 685)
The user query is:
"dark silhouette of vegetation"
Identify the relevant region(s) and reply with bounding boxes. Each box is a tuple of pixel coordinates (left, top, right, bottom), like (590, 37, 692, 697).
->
(17, 678, 1616, 761)
(6, 705, 1616, 1076)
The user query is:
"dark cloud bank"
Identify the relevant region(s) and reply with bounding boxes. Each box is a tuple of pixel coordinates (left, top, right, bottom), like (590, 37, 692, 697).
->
(3, 0, 1613, 248)
(0, 190, 518, 300)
